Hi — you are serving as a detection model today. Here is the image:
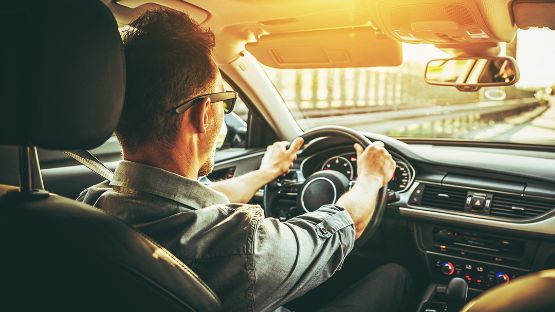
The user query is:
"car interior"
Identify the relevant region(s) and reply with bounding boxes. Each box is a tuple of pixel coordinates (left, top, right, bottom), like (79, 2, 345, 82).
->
(1, 0, 555, 311)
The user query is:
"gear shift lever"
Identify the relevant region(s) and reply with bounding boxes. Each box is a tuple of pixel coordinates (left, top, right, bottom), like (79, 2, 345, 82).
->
(446, 277, 468, 311)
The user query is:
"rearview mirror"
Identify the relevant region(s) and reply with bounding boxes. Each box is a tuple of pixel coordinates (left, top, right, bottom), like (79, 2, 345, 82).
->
(424, 56, 519, 92)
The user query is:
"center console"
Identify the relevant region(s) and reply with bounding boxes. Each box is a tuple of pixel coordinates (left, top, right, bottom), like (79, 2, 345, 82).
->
(416, 224, 541, 311)
(416, 224, 540, 291)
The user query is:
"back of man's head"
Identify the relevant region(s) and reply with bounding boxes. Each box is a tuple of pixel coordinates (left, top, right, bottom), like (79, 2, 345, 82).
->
(116, 9, 217, 152)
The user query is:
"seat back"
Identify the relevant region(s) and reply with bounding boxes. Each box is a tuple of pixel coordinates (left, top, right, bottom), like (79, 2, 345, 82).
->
(0, 189, 220, 311)
(0, 1, 221, 311)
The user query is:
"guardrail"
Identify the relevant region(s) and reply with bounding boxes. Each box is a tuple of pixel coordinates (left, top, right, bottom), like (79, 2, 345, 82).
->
(298, 98, 544, 136)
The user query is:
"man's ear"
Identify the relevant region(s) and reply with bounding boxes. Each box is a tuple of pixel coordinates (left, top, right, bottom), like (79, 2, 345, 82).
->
(188, 97, 211, 133)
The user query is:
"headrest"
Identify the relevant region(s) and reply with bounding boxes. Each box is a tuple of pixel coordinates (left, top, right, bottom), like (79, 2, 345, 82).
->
(0, 0, 125, 150)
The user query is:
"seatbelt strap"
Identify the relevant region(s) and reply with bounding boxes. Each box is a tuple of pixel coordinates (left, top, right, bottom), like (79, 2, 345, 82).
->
(64, 150, 114, 181)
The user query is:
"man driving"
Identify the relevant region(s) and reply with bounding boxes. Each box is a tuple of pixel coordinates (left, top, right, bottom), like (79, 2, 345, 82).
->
(78, 9, 411, 312)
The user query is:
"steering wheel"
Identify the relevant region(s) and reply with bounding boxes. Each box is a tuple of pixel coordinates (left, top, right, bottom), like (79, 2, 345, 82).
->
(264, 125, 388, 249)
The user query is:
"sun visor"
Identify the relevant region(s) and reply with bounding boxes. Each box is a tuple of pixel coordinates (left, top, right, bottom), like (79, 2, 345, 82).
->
(246, 27, 402, 69)
(513, 1, 555, 30)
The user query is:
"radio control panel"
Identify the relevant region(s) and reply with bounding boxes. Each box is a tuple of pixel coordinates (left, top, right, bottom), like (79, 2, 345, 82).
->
(417, 224, 538, 291)
(428, 253, 528, 290)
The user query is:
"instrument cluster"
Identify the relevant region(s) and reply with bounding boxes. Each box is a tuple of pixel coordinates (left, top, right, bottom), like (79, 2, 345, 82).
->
(319, 152, 415, 192)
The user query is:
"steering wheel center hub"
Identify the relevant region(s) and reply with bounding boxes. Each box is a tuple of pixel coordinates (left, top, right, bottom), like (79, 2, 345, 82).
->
(299, 170, 350, 212)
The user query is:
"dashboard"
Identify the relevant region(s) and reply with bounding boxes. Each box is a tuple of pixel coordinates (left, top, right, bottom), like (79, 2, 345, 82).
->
(209, 133, 555, 293)
(273, 136, 555, 229)
(284, 135, 555, 292)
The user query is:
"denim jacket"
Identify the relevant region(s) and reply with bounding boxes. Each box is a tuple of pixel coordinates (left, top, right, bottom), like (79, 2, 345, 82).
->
(78, 160, 355, 312)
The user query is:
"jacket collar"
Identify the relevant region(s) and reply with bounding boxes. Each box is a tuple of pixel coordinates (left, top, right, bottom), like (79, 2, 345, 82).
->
(110, 160, 229, 209)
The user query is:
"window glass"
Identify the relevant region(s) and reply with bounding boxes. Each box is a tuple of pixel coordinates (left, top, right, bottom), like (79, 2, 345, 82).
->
(262, 28, 555, 146)
(217, 81, 249, 150)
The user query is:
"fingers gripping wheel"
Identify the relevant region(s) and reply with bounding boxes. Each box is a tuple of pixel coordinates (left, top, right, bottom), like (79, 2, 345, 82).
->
(298, 126, 388, 249)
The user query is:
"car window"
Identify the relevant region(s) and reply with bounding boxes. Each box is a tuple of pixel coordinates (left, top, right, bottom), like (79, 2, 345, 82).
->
(40, 79, 250, 167)
(216, 81, 249, 150)
(262, 28, 555, 146)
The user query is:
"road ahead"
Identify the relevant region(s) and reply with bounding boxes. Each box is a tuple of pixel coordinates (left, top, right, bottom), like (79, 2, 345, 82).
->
(298, 97, 555, 144)
(505, 98, 555, 143)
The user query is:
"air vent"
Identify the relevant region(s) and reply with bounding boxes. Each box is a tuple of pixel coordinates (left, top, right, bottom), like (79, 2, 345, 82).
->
(490, 194, 555, 219)
(421, 185, 467, 211)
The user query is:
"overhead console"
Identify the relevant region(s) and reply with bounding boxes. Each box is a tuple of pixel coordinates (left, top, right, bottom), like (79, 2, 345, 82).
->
(367, 0, 516, 45)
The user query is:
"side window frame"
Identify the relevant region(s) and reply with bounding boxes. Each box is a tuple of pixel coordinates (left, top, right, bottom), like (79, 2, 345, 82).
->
(220, 74, 278, 151)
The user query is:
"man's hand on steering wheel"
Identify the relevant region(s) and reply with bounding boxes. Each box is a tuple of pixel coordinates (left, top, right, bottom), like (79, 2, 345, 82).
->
(262, 126, 395, 247)
(336, 141, 396, 239)
(259, 137, 304, 178)
(209, 137, 304, 204)
(354, 141, 396, 188)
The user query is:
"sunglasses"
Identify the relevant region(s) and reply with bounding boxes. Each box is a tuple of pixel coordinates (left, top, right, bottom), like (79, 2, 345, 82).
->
(174, 91, 237, 115)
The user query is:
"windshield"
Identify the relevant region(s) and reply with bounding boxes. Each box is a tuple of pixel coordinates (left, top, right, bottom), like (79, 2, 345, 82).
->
(262, 28, 555, 146)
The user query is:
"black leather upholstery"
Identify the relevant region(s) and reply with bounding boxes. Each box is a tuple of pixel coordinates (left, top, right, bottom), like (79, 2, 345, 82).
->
(0, 1, 221, 311)
(0, 189, 221, 312)
(0, 0, 124, 150)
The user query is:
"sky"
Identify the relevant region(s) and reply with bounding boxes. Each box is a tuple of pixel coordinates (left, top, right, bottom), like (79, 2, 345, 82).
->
(516, 28, 555, 88)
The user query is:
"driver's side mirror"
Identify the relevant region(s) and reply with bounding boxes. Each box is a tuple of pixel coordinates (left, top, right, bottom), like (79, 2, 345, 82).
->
(424, 56, 520, 92)
(217, 112, 247, 150)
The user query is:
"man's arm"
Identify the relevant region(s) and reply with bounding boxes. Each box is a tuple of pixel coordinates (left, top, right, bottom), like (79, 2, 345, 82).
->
(336, 141, 396, 238)
(252, 204, 355, 311)
(208, 169, 278, 204)
(251, 142, 396, 311)
(209, 138, 304, 203)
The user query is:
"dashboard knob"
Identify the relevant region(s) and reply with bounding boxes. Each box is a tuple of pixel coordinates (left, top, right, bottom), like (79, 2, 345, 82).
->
(441, 262, 455, 276)
(495, 272, 510, 285)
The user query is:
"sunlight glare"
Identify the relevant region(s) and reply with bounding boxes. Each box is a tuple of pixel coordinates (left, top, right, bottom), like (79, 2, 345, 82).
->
(402, 43, 451, 62)
(516, 28, 555, 88)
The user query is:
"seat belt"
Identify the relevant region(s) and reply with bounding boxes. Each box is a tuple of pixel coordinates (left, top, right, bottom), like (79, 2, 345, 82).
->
(64, 150, 114, 181)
